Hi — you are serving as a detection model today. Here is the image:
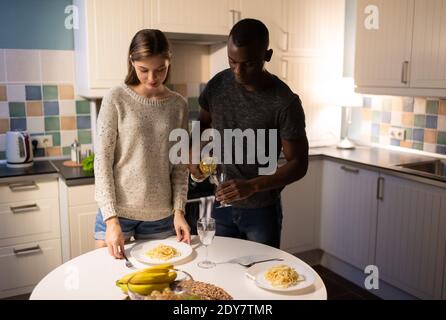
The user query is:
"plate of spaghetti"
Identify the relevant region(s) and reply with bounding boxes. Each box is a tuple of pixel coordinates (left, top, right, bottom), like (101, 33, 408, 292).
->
(130, 239, 192, 264)
(245, 261, 316, 292)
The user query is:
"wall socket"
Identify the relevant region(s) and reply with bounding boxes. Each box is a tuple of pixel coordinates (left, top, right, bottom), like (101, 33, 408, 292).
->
(389, 127, 405, 141)
(32, 135, 53, 148)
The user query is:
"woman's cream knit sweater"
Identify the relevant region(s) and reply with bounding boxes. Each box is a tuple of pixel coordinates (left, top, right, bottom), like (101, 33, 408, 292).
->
(94, 84, 189, 221)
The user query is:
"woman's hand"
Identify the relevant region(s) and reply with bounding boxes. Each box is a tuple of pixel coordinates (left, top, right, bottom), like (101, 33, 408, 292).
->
(188, 163, 205, 181)
(105, 217, 125, 259)
(173, 210, 191, 244)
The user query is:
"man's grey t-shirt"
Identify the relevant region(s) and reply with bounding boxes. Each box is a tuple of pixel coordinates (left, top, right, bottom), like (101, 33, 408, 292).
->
(199, 69, 307, 209)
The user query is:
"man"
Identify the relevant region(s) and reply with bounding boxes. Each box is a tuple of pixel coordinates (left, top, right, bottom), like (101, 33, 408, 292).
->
(190, 19, 308, 248)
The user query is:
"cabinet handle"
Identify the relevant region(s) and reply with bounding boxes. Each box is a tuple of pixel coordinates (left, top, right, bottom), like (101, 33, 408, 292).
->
(236, 10, 241, 23)
(229, 10, 239, 26)
(281, 59, 288, 80)
(281, 31, 289, 51)
(13, 244, 41, 256)
(10, 203, 40, 214)
(8, 181, 39, 192)
(377, 177, 384, 200)
(341, 165, 359, 174)
(401, 61, 409, 84)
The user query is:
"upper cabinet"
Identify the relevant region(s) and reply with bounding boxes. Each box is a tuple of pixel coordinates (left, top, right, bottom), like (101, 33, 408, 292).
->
(235, 0, 285, 76)
(355, 0, 414, 89)
(283, 0, 345, 57)
(148, 0, 232, 35)
(74, 0, 145, 97)
(74, 0, 233, 98)
(410, 0, 446, 90)
(355, 0, 446, 97)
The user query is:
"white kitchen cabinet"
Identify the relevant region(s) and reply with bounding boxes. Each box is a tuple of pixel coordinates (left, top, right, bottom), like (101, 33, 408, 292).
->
(283, 0, 345, 57)
(0, 177, 61, 298)
(354, 0, 446, 96)
(281, 159, 322, 254)
(0, 238, 62, 299)
(74, 0, 145, 97)
(149, 0, 232, 35)
(410, 0, 446, 89)
(280, 0, 345, 145)
(0, 198, 60, 248)
(68, 203, 97, 259)
(235, 0, 285, 76)
(59, 182, 98, 259)
(375, 173, 446, 300)
(355, 0, 414, 88)
(320, 160, 378, 270)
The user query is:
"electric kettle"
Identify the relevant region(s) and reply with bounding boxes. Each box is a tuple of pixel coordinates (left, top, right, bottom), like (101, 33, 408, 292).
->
(6, 131, 34, 168)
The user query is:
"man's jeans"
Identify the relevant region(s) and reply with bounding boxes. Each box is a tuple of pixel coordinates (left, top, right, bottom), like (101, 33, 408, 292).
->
(211, 200, 283, 248)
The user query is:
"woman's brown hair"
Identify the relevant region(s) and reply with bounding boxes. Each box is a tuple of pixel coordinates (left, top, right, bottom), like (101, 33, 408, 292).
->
(125, 29, 172, 86)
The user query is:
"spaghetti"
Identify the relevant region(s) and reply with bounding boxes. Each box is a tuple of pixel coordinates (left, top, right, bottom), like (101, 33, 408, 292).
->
(145, 244, 180, 261)
(264, 264, 305, 288)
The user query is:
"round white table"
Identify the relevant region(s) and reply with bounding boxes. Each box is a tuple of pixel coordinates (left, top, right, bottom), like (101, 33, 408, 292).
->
(30, 236, 327, 300)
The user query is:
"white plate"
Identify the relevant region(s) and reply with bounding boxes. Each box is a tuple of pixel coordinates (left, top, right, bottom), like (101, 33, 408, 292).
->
(130, 239, 193, 265)
(245, 261, 316, 292)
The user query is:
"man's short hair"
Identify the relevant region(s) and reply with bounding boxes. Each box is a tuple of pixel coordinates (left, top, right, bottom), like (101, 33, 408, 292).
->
(229, 19, 269, 49)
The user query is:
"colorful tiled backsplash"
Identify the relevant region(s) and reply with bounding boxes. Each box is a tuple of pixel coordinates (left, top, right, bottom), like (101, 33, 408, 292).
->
(0, 49, 92, 160)
(0, 84, 92, 159)
(359, 96, 446, 155)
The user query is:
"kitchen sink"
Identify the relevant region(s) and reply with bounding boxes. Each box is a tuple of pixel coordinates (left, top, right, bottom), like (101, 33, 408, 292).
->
(396, 159, 446, 178)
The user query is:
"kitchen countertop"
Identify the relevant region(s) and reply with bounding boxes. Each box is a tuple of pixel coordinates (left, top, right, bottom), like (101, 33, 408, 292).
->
(1, 145, 444, 187)
(0, 160, 58, 180)
(308, 145, 435, 167)
(307, 145, 445, 186)
(50, 159, 94, 186)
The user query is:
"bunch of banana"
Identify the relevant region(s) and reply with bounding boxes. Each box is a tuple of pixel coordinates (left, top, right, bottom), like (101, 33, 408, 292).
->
(116, 264, 177, 295)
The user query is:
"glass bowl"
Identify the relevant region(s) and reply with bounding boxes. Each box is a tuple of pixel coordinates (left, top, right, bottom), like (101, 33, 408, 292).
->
(127, 268, 199, 300)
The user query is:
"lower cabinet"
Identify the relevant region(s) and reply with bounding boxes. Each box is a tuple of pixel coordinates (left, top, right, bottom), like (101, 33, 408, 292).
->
(0, 239, 62, 298)
(320, 160, 378, 270)
(281, 159, 322, 253)
(376, 173, 446, 300)
(69, 203, 98, 258)
(59, 182, 98, 259)
(319, 159, 446, 300)
(0, 177, 61, 298)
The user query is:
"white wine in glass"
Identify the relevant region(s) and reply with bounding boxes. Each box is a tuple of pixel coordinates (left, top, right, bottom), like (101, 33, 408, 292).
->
(191, 156, 217, 183)
(197, 217, 216, 269)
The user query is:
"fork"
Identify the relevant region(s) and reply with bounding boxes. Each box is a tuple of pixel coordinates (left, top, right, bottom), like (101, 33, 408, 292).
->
(242, 258, 284, 268)
(122, 251, 135, 269)
(217, 258, 284, 267)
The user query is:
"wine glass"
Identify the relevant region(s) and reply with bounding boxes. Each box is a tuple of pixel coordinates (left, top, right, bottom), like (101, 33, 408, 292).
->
(191, 156, 217, 183)
(197, 217, 216, 269)
(211, 165, 232, 209)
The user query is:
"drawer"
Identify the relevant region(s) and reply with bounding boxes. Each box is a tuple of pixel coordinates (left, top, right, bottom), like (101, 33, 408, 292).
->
(0, 198, 60, 246)
(0, 238, 62, 297)
(0, 179, 58, 204)
(68, 184, 96, 206)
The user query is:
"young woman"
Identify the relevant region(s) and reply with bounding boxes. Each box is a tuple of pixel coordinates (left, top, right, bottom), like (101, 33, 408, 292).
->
(94, 29, 190, 259)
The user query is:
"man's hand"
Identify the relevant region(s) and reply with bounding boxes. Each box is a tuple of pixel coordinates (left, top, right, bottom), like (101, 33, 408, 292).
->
(215, 179, 256, 204)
